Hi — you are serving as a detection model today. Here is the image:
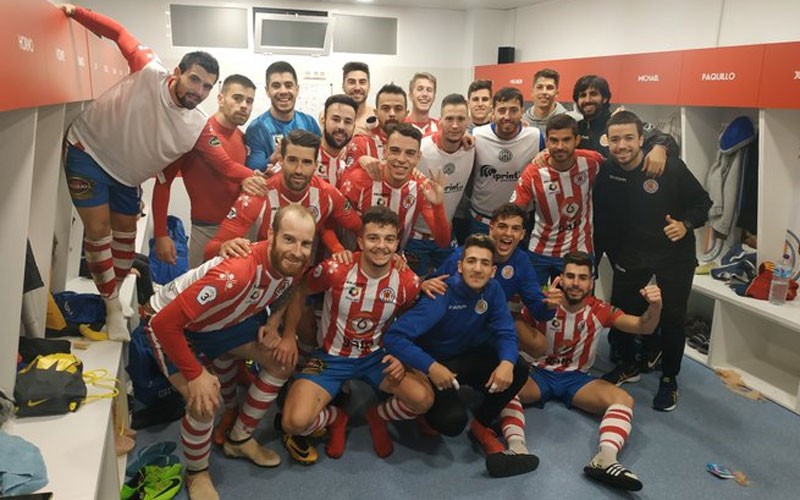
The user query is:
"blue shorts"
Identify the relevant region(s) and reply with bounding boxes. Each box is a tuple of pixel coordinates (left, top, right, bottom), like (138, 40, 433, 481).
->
(527, 252, 565, 288)
(404, 238, 456, 278)
(530, 368, 595, 408)
(65, 144, 141, 214)
(294, 349, 388, 398)
(150, 313, 265, 376)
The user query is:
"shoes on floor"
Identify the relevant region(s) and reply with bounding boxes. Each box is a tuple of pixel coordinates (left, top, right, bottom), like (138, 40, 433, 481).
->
(223, 437, 281, 467)
(653, 376, 678, 412)
(584, 461, 643, 491)
(485, 450, 540, 478)
(602, 364, 641, 386)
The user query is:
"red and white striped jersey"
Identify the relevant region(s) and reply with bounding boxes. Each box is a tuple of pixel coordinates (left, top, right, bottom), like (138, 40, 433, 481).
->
(345, 129, 388, 168)
(317, 146, 350, 188)
(404, 116, 440, 137)
(149, 241, 295, 380)
(338, 167, 450, 249)
(511, 150, 603, 257)
(524, 296, 623, 373)
(307, 255, 421, 358)
(204, 174, 362, 260)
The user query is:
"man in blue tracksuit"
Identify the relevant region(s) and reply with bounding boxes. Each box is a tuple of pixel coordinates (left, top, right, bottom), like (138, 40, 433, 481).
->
(423, 203, 559, 322)
(384, 234, 538, 477)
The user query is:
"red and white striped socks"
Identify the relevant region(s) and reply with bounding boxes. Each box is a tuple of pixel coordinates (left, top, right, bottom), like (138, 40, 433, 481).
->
(593, 403, 633, 467)
(84, 236, 116, 299)
(211, 357, 239, 410)
(500, 395, 528, 454)
(300, 406, 340, 436)
(229, 370, 287, 441)
(182, 413, 214, 472)
(376, 396, 418, 422)
(111, 230, 137, 285)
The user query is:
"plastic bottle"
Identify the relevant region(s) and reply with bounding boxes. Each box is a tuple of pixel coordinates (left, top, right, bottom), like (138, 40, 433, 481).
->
(768, 259, 791, 305)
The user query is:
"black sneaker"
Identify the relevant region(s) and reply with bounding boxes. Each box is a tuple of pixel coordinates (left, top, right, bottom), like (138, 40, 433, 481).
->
(601, 365, 641, 386)
(485, 450, 540, 478)
(653, 376, 678, 412)
(584, 462, 643, 491)
(639, 349, 662, 373)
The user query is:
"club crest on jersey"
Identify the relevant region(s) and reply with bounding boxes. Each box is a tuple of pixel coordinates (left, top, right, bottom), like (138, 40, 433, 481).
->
(272, 134, 284, 149)
(379, 287, 397, 303)
(226, 207, 237, 220)
(350, 316, 375, 337)
(402, 193, 416, 209)
(643, 179, 659, 194)
(308, 205, 320, 220)
(574, 171, 588, 185)
(497, 149, 513, 163)
(560, 200, 580, 219)
(208, 135, 221, 147)
(599, 134, 609, 147)
(442, 162, 456, 175)
(475, 298, 488, 314)
(196, 285, 217, 305)
(218, 271, 237, 289)
(547, 181, 561, 194)
(345, 285, 363, 302)
(501, 265, 515, 279)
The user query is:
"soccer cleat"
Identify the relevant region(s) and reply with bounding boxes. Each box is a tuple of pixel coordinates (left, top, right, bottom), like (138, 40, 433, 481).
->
(485, 450, 540, 478)
(223, 437, 281, 467)
(584, 462, 643, 491)
(186, 470, 220, 500)
(601, 364, 641, 386)
(283, 434, 319, 465)
(653, 376, 678, 412)
(325, 408, 349, 459)
(468, 419, 505, 456)
(365, 406, 394, 458)
(212, 407, 239, 446)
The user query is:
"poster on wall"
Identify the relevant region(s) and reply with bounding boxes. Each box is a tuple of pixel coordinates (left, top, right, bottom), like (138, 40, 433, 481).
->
(783, 179, 800, 281)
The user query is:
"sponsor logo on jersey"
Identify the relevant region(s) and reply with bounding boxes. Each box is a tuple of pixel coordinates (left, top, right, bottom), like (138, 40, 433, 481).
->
(218, 271, 237, 289)
(577, 320, 586, 331)
(379, 287, 397, 303)
(226, 207, 237, 219)
(350, 315, 375, 338)
(343, 199, 353, 212)
(550, 318, 561, 329)
(248, 288, 265, 303)
(547, 181, 561, 194)
(345, 285, 362, 302)
(501, 265, 514, 279)
(560, 199, 580, 219)
(208, 135, 221, 147)
(442, 162, 456, 175)
(196, 285, 217, 305)
(312, 264, 323, 278)
(443, 182, 465, 194)
(67, 176, 95, 200)
(599, 134, 609, 147)
(643, 179, 659, 194)
(479, 165, 520, 182)
(480, 165, 497, 178)
(275, 278, 292, 298)
(375, 195, 387, 206)
(498, 149, 513, 163)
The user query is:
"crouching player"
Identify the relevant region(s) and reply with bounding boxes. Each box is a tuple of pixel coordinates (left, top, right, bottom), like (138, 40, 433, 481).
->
(279, 207, 434, 463)
(509, 251, 661, 491)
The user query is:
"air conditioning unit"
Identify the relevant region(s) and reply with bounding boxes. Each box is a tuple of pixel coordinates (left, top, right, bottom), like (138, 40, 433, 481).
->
(253, 8, 333, 56)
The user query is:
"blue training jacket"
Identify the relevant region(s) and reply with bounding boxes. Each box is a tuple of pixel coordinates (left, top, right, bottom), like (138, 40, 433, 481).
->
(384, 274, 518, 373)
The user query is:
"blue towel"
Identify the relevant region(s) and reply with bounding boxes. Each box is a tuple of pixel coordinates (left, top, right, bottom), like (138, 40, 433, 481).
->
(0, 431, 48, 495)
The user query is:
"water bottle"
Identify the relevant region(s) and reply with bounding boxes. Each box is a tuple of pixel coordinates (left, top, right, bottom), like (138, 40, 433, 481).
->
(768, 259, 791, 305)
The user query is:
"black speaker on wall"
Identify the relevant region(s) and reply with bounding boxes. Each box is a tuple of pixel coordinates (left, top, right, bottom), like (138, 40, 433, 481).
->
(498, 46, 515, 64)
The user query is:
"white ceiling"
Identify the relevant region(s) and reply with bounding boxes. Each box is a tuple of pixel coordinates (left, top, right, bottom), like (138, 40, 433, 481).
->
(320, 0, 544, 10)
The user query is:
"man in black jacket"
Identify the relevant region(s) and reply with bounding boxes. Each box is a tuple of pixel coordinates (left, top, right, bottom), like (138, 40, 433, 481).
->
(593, 111, 711, 412)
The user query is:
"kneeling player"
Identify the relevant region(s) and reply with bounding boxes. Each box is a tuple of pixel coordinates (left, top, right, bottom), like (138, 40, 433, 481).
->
(510, 251, 661, 491)
(147, 205, 315, 499)
(279, 207, 434, 463)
